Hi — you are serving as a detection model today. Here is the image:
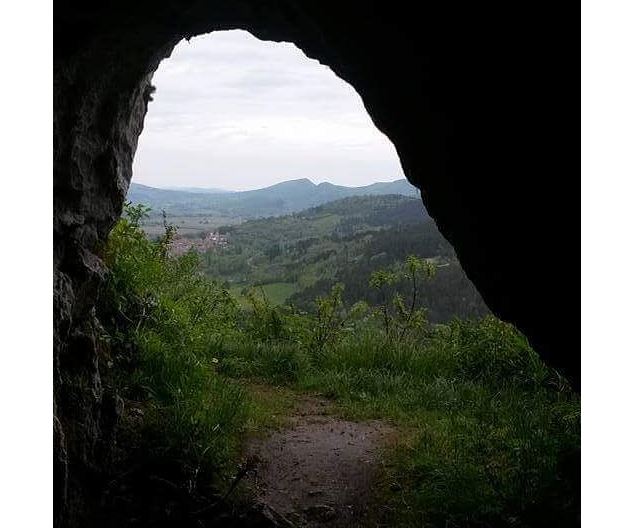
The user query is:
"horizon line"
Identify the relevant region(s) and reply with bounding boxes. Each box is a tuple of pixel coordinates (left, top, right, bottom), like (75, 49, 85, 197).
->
(133, 176, 409, 194)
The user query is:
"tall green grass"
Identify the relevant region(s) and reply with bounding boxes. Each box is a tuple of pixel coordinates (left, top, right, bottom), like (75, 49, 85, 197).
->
(103, 205, 249, 478)
(103, 205, 579, 527)
(217, 315, 580, 527)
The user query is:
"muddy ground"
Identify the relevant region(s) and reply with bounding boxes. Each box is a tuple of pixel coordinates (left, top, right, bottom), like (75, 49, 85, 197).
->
(245, 396, 397, 527)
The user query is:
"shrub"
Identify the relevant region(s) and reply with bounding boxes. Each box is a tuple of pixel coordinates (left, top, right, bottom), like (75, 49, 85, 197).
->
(102, 203, 247, 477)
(446, 316, 555, 388)
(243, 287, 292, 342)
(369, 255, 435, 342)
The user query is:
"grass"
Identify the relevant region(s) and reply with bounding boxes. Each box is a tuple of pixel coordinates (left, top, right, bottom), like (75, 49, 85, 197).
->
(103, 206, 580, 528)
(230, 282, 299, 306)
(258, 282, 299, 305)
(228, 285, 250, 307)
(216, 322, 580, 528)
(243, 382, 299, 433)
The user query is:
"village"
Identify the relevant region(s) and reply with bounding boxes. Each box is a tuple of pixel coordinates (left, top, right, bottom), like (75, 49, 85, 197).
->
(169, 231, 229, 256)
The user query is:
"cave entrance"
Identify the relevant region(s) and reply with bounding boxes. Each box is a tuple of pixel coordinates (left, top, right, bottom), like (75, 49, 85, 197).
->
(96, 28, 577, 528)
(53, 5, 581, 523)
(112, 29, 484, 525)
(124, 28, 488, 323)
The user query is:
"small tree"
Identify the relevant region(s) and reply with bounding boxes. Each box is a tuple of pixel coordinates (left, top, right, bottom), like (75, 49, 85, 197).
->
(369, 255, 436, 342)
(245, 287, 289, 342)
(309, 283, 345, 355)
(306, 283, 367, 359)
(124, 202, 151, 227)
(157, 209, 177, 259)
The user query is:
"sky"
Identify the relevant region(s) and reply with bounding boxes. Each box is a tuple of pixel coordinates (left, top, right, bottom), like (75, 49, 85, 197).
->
(132, 30, 404, 191)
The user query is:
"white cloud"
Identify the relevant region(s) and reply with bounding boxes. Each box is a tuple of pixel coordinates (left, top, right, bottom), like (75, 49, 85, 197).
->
(132, 30, 404, 190)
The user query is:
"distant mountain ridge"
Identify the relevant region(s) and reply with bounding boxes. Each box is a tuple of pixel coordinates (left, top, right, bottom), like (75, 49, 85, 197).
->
(163, 186, 234, 194)
(127, 178, 420, 219)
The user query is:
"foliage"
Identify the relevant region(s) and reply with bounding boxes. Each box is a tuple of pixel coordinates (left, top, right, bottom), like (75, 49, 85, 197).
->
(304, 283, 368, 359)
(243, 287, 291, 342)
(193, 194, 488, 322)
(369, 255, 435, 342)
(224, 315, 580, 528)
(102, 203, 247, 478)
(102, 202, 579, 528)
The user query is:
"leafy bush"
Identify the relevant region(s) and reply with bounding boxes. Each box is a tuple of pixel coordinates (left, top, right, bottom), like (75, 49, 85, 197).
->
(303, 283, 368, 360)
(243, 287, 291, 342)
(219, 337, 308, 384)
(369, 255, 435, 342)
(102, 203, 247, 475)
(446, 316, 555, 387)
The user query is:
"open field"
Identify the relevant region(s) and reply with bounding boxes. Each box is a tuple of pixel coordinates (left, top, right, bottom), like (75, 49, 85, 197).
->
(229, 282, 299, 307)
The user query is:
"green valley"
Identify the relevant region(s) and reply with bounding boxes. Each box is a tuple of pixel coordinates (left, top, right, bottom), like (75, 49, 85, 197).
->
(198, 194, 489, 322)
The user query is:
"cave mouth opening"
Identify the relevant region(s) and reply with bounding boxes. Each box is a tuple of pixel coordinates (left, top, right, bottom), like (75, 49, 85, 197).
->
(55, 3, 579, 525)
(95, 27, 577, 528)
(53, 3, 580, 522)
(106, 28, 478, 525)
(129, 28, 421, 233)
(122, 27, 488, 333)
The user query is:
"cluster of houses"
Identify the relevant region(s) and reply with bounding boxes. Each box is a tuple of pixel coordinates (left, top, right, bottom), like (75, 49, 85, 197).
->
(170, 231, 229, 256)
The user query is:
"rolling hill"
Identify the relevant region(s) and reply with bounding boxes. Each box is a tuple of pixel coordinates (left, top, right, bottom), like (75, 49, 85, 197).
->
(196, 194, 489, 322)
(127, 178, 419, 219)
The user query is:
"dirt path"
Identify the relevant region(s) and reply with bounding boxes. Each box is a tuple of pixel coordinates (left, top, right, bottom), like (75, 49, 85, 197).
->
(245, 395, 396, 527)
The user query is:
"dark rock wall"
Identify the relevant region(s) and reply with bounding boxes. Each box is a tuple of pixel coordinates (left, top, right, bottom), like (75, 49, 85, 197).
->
(54, 1, 579, 525)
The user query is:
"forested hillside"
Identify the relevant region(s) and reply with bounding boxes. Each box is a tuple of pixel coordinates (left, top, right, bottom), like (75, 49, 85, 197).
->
(200, 194, 489, 322)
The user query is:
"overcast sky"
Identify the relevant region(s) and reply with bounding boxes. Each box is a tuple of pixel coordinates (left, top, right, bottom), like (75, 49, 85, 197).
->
(132, 30, 404, 191)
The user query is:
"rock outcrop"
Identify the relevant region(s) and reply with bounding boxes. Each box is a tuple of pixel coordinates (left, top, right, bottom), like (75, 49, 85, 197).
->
(54, 1, 579, 525)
